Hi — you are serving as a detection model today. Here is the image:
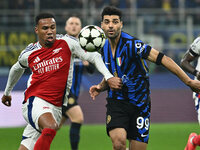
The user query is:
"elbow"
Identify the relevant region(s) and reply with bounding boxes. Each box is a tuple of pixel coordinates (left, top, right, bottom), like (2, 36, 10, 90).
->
(180, 59, 187, 70)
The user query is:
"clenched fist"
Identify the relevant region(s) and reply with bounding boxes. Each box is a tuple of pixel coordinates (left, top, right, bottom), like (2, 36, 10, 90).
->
(1, 95, 12, 107)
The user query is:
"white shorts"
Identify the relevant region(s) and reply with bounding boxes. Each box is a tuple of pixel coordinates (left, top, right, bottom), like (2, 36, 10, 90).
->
(20, 96, 62, 150)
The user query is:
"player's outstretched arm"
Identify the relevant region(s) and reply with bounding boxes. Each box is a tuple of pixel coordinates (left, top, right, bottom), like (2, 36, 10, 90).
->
(89, 77, 122, 100)
(148, 48, 200, 93)
(89, 78, 108, 100)
(180, 50, 200, 80)
(2, 62, 25, 106)
(89, 85, 101, 100)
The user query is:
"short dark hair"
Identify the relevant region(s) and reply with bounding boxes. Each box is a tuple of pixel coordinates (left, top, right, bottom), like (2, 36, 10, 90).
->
(35, 12, 55, 25)
(101, 6, 122, 21)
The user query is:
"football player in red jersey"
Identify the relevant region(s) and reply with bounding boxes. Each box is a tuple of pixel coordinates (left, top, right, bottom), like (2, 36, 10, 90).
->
(1, 12, 122, 150)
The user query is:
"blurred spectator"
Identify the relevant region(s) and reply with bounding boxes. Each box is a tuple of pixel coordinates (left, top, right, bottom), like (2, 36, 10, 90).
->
(157, 0, 178, 26)
(76, 0, 83, 8)
(9, 0, 26, 9)
(40, 0, 83, 9)
(93, 0, 106, 8)
(25, 0, 34, 9)
(185, 0, 198, 8)
(108, 0, 120, 7)
(40, 0, 58, 9)
(161, 0, 178, 11)
(0, 0, 8, 9)
(186, 0, 200, 24)
(137, 0, 160, 8)
(124, 0, 132, 9)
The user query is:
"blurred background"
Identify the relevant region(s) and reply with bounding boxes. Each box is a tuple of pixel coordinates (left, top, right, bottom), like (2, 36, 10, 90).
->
(0, 0, 199, 127)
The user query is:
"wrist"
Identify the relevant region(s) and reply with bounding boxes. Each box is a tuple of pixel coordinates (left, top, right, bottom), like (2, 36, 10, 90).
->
(104, 74, 114, 81)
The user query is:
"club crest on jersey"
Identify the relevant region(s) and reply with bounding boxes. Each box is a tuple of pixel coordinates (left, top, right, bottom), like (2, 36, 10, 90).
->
(116, 57, 122, 66)
(68, 97, 75, 104)
(114, 71, 118, 77)
(107, 115, 111, 124)
(52, 47, 62, 54)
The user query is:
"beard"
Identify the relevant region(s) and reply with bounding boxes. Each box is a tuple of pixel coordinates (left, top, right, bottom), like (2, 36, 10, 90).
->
(45, 39, 55, 47)
(106, 32, 119, 39)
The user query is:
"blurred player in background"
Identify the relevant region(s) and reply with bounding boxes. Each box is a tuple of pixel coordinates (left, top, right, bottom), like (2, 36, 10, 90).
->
(1, 12, 122, 150)
(60, 16, 95, 150)
(89, 6, 200, 150)
(181, 37, 200, 150)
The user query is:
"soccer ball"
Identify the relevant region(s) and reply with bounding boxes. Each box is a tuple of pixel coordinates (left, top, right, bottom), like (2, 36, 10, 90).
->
(78, 25, 106, 52)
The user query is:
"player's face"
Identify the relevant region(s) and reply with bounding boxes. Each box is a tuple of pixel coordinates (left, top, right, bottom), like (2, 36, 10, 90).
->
(101, 15, 122, 39)
(35, 18, 56, 47)
(65, 17, 81, 38)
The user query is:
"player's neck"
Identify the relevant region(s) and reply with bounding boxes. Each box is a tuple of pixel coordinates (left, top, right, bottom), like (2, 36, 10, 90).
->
(109, 35, 120, 57)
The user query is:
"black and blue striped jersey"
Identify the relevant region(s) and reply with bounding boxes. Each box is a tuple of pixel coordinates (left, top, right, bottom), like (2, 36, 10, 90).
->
(70, 61, 84, 99)
(101, 31, 152, 107)
(70, 60, 95, 100)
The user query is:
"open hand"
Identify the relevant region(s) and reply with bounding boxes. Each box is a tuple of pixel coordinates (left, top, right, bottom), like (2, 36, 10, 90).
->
(89, 85, 101, 100)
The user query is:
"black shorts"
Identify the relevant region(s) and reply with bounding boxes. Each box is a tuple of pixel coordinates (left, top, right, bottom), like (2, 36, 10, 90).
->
(62, 93, 78, 118)
(106, 98, 151, 143)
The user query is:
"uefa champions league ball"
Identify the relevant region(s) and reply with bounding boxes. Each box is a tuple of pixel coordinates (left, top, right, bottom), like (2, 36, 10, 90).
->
(78, 25, 106, 52)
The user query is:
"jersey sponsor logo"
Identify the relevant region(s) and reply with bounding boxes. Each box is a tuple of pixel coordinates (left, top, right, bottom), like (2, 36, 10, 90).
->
(52, 47, 62, 54)
(33, 56, 63, 74)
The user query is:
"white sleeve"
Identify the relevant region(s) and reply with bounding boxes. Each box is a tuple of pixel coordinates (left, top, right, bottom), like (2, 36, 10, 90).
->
(64, 36, 114, 80)
(4, 62, 25, 96)
(190, 37, 200, 55)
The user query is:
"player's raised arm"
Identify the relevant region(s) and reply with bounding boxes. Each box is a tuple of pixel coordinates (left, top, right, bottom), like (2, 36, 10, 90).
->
(147, 48, 200, 93)
(64, 36, 123, 90)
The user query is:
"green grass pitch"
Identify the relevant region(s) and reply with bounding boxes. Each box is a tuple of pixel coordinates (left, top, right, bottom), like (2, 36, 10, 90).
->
(0, 123, 200, 150)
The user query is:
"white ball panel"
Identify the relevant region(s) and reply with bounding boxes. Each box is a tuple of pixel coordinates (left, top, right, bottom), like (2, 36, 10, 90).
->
(91, 29, 100, 37)
(81, 28, 90, 37)
(79, 37, 87, 46)
(93, 37, 102, 47)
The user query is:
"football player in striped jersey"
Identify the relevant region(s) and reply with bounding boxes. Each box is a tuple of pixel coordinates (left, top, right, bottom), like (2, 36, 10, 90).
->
(90, 6, 200, 150)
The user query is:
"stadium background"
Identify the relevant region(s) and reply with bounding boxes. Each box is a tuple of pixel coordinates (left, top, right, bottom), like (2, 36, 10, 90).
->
(0, 0, 199, 129)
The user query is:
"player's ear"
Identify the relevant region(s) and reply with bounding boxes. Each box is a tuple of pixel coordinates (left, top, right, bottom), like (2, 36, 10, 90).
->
(101, 22, 105, 30)
(35, 26, 38, 34)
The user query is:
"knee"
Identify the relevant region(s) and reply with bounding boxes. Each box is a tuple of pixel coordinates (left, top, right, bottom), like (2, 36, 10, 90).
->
(77, 117, 84, 124)
(112, 137, 126, 150)
(43, 122, 59, 131)
(71, 116, 84, 124)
